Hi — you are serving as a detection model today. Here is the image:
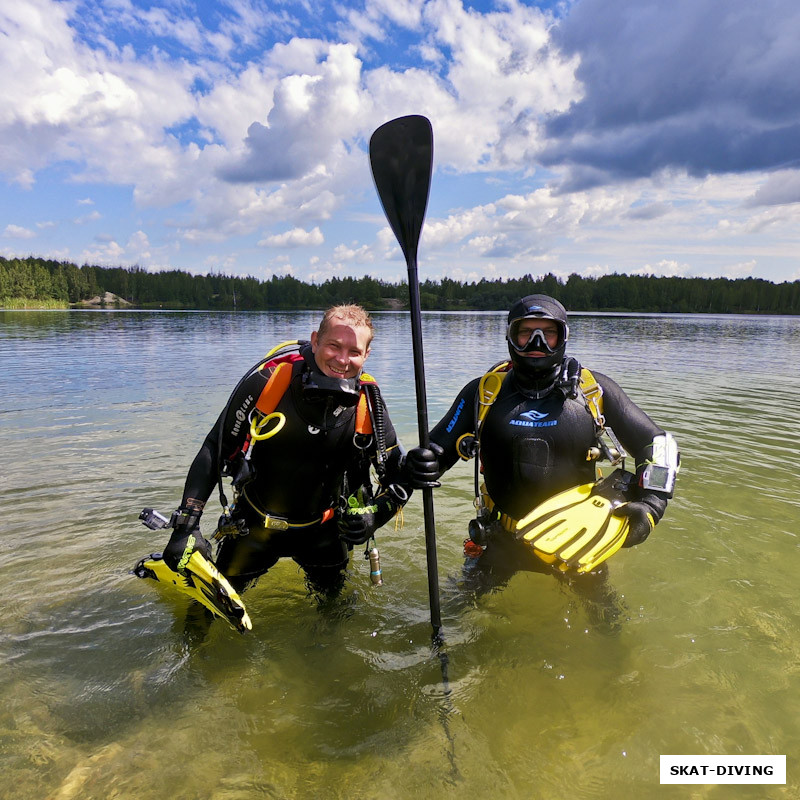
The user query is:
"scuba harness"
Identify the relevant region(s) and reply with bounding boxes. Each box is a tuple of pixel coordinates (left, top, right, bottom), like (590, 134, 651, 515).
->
(213, 340, 395, 540)
(459, 357, 629, 546)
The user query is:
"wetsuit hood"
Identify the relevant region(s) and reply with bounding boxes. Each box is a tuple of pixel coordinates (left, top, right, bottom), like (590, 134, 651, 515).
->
(300, 344, 361, 406)
(506, 294, 569, 393)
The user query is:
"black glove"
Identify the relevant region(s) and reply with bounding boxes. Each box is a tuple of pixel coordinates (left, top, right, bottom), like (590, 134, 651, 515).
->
(616, 492, 667, 548)
(163, 508, 212, 571)
(404, 443, 444, 489)
(337, 494, 396, 546)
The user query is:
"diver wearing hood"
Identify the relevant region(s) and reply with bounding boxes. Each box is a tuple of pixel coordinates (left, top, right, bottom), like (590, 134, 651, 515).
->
(299, 342, 361, 407)
(405, 293, 679, 612)
(505, 294, 570, 398)
(159, 304, 412, 603)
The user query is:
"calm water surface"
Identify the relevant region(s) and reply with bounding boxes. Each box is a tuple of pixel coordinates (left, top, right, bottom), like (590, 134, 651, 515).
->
(1, 309, 798, 799)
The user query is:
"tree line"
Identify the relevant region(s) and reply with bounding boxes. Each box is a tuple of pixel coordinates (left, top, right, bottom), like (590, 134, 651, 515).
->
(3, 255, 800, 314)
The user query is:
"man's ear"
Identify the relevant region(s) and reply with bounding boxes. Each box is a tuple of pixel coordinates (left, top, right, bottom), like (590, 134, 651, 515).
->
(310, 330, 318, 351)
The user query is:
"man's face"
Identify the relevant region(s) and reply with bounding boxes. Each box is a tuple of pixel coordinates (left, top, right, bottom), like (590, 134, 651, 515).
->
(310, 318, 371, 379)
(511, 318, 561, 357)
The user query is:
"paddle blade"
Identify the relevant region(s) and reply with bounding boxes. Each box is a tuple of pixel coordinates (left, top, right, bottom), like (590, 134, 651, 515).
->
(369, 115, 433, 267)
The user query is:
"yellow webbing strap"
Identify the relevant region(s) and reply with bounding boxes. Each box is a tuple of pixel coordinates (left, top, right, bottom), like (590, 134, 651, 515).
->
(477, 362, 511, 433)
(578, 366, 605, 427)
(481, 484, 518, 531)
(475, 362, 604, 429)
(263, 339, 301, 359)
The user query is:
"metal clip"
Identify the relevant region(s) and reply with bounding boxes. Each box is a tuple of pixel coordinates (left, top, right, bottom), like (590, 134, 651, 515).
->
(263, 515, 290, 531)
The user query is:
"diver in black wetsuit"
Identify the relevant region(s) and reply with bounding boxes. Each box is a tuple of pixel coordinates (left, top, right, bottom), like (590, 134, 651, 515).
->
(405, 295, 679, 609)
(162, 304, 412, 597)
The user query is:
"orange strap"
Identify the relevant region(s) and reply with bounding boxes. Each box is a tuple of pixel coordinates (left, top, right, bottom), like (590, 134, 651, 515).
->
(255, 360, 377, 434)
(255, 360, 294, 415)
(355, 372, 377, 435)
(355, 392, 372, 434)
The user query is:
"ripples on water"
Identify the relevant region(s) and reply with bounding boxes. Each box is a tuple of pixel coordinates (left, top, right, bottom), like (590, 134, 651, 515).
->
(1, 309, 798, 799)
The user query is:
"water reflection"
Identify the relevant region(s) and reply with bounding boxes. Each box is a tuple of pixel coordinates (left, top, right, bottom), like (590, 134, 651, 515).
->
(1, 309, 798, 800)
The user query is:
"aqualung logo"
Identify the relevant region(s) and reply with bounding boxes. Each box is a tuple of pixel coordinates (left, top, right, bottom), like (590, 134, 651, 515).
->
(446, 398, 466, 432)
(519, 409, 548, 422)
(231, 396, 253, 436)
(510, 408, 557, 428)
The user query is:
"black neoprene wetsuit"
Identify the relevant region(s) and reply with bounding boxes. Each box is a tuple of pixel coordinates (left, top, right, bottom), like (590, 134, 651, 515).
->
(430, 363, 665, 522)
(180, 348, 409, 590)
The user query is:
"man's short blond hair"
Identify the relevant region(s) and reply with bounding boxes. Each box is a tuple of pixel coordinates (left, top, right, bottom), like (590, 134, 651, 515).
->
(318, 304, 374, 346)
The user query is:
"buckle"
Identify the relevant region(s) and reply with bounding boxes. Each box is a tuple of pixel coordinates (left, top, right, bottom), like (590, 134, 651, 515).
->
(263, 514, 289, 531)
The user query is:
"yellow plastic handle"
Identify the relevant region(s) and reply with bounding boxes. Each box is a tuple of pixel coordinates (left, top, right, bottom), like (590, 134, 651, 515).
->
(478, 371, 504, 421)
(249, 411, 286, 441)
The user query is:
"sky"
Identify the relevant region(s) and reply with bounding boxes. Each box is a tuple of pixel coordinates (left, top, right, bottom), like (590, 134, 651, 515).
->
(2, 0, 800, 285)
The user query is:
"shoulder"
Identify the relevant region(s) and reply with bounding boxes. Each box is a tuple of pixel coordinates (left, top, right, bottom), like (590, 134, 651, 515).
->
(583, 367, 619, 392)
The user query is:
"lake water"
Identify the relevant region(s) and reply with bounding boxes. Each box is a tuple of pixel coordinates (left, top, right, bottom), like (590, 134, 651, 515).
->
(1, 309, 798, 799)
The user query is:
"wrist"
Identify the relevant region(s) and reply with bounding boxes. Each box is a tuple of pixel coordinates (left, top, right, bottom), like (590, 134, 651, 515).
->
(171, 506, 202, 530)
(638, 493, 667, 524)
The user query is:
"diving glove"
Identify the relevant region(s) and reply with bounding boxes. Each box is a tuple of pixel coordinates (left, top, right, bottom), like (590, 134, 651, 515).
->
(337, 494, 396, 545)
(163, 506, 212, 571)
(616, 492, 667, 548)
(404, 443, 444, 489)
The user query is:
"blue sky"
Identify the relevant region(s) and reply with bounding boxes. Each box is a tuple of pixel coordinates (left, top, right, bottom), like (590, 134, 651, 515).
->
(2, 0, 800, 284)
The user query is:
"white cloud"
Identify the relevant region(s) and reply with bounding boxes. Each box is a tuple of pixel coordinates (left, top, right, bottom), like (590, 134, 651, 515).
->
(3, 224, 36, 239)
(332, 242, 373, 262)
(746, 170, 800, 207)
(220, 42, 367, 183)
(0, 0, 200, 197)
(1, 0, 799, 283)
(259, 226, 324, 247)
(631, 260, 692, 278)
(74, 211, 102, 224)
(80, 239, 125, 264)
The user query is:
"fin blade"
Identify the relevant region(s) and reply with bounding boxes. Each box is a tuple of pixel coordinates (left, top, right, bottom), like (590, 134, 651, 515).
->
(133, 552, 252, 633)
(517, 487, 592, 540)
(515, 469, 635, 573)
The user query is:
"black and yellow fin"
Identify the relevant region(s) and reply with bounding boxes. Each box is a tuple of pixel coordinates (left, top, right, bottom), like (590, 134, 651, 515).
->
(516, 469, 635, 574)
(133, 551, 252, 633)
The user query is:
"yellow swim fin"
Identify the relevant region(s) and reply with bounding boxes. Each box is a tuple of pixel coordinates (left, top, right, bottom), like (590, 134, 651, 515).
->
(516, 469, 635, 574)
(133, 551, 252, 633)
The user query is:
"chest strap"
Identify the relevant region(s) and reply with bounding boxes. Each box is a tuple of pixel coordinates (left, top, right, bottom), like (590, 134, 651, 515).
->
(241, 485, 336, 530)
(480, 484, 518, 532)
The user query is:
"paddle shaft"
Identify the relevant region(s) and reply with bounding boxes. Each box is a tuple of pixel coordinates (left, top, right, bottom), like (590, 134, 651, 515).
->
(368, 115, 442, 635)
(406, 255, 442, 635)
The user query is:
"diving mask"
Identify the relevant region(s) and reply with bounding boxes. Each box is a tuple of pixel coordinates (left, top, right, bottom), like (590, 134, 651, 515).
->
(506, 318, 567, 355)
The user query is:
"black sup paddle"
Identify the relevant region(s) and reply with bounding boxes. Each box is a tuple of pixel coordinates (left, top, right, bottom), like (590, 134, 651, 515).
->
(369, 115, 442, 638)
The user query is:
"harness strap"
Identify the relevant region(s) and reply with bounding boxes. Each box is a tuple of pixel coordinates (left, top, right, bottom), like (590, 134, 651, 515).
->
(476, 362, 512, 437)
(481, 485, 518, 532)
(233, 356, 383, 524)
(578, 366, 605, 428)
(255, 358, 296, 414)
(238, 356, 299, 460)
(470, 362, 608, 523)
(241, 485, 336, 530)
(355, 372, 377, 435)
